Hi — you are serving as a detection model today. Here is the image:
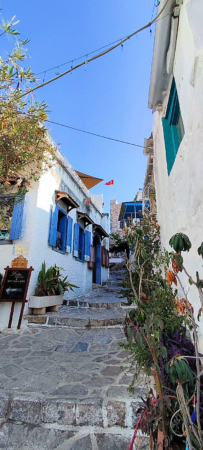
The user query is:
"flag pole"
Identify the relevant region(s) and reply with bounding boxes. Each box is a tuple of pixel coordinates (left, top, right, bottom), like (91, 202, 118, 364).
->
(113, 179, 115, 200)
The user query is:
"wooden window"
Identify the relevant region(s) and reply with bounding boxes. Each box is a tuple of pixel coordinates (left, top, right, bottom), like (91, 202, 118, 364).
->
(162, 78, 184, 175)
(88, 245, 95, 270)
(101, 246, 109, 268)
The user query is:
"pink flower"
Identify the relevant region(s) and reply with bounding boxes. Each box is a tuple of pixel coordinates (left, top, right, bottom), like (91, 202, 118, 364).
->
(16, 151, 20, 155)
(22, 131, 25, 137)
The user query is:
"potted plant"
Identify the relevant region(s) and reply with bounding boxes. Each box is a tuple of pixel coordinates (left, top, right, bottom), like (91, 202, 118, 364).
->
(29, 262, 78, 314)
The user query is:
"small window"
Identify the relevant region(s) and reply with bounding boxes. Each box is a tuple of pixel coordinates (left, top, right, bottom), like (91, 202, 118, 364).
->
(162, 78, 184, 175)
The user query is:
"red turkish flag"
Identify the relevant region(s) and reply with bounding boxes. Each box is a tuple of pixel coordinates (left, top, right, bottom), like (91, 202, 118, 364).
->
(105, 179, 114, 185)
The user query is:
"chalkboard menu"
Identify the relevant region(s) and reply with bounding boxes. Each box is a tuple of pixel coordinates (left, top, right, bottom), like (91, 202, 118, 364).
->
(0, 266, 33, 329)
(1, 269, 29, 301)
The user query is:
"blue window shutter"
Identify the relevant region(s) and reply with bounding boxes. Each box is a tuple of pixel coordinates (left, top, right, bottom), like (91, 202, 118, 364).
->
(9, 199, 25, 240)
(73, 223, 80, 257)
(49, 205, 59, 247)
(84, 231, 91, 261)
(66, 216, 73, 253)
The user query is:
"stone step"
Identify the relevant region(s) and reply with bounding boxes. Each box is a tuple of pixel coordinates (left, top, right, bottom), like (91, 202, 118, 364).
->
(67, 295, 128, 309)
(103, 286, 128, 293)
(0, 387, 149, 430)
(0, 422, 149, 449)
(0, 326, 150, 449)
(25, 306, 131, 327)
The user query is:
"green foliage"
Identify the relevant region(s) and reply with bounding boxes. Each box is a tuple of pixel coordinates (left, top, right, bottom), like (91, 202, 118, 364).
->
(169, 233, 191, 253)
(197, 242, 203, 258)
(0, 15, 56, 226)
(165, 357, 194, 395)
(36, 262, 79, 296)
(110, 232, 129, 256)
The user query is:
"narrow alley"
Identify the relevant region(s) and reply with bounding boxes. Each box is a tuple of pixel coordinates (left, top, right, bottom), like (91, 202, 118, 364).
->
(0, 269, 150, 449)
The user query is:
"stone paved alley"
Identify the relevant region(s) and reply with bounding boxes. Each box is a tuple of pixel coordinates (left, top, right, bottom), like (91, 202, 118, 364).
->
(0, 270, 150, 449)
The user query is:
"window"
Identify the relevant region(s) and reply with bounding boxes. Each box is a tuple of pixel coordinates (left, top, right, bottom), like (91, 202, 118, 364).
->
(73, 223, 91, 262)
(0, 198, 25, 243)
(49, 205, 73, 254)
(162, 78, 184, 175)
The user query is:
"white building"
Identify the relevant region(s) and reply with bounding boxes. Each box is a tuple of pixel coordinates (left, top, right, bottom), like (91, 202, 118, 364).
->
(0, 150, 109, 329)
(148, 0, 203, 346)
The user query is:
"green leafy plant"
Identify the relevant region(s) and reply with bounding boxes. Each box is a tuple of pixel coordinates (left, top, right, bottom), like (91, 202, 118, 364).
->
(169, 233, 191, 253)
(121, 217, 203, 449)
(0, 16, 56, 228)
(35, 262, 79, 296)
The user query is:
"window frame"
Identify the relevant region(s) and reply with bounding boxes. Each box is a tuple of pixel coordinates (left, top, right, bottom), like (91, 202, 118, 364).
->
(49, 204, 73, 255)
(162, 78, 185, 175)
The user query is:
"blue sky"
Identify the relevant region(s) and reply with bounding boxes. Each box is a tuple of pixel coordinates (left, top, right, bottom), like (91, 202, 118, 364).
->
(1, 0, 156, 214)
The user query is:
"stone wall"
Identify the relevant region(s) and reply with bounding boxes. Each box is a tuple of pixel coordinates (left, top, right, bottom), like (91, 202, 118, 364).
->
(110, 200, 121, 234)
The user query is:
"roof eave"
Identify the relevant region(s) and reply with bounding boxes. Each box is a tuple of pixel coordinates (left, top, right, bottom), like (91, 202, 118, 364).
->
(148, 0, 175, 111)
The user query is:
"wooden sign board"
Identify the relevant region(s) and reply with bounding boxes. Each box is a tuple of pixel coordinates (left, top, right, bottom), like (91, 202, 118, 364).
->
(0, 266, 33, 329)
(11, 256, 28, 268)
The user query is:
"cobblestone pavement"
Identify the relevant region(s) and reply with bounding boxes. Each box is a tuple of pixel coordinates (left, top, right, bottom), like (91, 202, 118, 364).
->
(0, 270, 151, 449)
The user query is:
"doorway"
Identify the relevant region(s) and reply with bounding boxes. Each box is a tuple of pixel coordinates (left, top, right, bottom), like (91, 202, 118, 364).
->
(93, 234, 101, 285)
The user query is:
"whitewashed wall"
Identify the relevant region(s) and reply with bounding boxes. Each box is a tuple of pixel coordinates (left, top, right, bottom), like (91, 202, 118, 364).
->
(0, 157, 109, 329)
(152, 0, 203, 347)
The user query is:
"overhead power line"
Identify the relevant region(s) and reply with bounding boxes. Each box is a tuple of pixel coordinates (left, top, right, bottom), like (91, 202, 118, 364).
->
(17, 0, 170, 101)
(36, 10, 171, 79)
(46, 119, 150, 150)
(36, 35, 130, 76)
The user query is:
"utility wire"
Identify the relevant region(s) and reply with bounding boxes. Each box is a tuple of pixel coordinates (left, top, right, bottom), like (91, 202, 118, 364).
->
(17, 0, 170, 101)
(36, 9, 171, 79)
(36, 35, 130, 76)
(46, 119, 151, 150)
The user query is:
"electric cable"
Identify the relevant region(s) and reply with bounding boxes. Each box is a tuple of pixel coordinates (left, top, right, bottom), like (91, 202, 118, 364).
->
(46, 119, 152, 150)
(16, 0, 170, 101)
(36, 9, 171, 79)
(36, 35, 130, 76)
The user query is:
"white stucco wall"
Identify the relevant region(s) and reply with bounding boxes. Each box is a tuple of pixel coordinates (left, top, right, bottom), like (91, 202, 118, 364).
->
(152, 0, 203, 348)
(0, 156, 109, 329)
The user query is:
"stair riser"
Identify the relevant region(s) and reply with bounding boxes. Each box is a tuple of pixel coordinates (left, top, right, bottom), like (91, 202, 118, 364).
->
(68, 300, 123, 309)
(26, 317, 125, 327)
(0, 393, 144, 430)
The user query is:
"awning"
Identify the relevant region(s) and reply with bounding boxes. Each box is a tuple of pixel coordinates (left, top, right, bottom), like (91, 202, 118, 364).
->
(77, 212, 94, 228)
(55, 191, 79, 212)
(93, 224, 109, 239)
(75, 171, 103, 189)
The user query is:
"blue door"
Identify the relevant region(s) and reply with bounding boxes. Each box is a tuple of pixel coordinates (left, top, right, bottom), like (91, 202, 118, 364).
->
(93, 235, 101, 284)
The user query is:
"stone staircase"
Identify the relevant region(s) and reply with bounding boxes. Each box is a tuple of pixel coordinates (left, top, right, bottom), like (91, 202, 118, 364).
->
(25, 269, 131, 328)
(0, 269, 150, 449)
